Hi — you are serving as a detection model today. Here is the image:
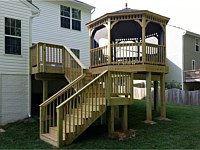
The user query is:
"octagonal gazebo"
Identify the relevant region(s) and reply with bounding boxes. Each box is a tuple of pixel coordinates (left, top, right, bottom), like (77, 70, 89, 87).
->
(87, 6, 170, 127)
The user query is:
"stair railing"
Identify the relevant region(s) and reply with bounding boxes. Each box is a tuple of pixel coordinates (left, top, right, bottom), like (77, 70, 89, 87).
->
(40, 74, 86, 136)
(56, 70, 108, 147)
(64, 46, 86, 82)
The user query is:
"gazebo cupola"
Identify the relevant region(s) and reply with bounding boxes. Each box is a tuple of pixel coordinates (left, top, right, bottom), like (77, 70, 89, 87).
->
(87, 6, 170, 72)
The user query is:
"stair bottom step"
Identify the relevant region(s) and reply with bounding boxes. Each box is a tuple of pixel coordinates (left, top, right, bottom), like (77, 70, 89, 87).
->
(41, 133, 58, 147)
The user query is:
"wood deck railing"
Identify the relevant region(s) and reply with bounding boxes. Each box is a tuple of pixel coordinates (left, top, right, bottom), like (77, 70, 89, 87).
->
(40, 74, 86, 136)
(90, 43, 166, 67)
(111, 71, 132, 97)
(56, 70, 107, 146)
(30, 43, 84, 82)
(184, 69, 200, 82)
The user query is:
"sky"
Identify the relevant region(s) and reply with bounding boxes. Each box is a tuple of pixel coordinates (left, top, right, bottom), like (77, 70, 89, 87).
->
(81, 0, 200, 34)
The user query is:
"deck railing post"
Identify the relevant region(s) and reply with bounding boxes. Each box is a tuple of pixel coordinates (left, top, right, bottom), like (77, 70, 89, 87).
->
(42, 43, 46, 72)
(37, 43, 40, 72)
(57, 107, 63, 148)
(62, 47, 65, 73)
(142, 15, 146, 64)
(40, 106, 45, 135)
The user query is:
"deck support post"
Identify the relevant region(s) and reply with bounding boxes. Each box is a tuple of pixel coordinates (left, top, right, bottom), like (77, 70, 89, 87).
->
(144, 72, 155, 124)
(121, 105, 128, 131)
(154, 81, 159, 112)
(108, 106, 115, 134)
(43, 80, 48, 101)
(160, 73, 167, 119)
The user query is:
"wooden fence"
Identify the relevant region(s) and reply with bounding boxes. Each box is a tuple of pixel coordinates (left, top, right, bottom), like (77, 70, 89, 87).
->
(133, 88, 200, 106)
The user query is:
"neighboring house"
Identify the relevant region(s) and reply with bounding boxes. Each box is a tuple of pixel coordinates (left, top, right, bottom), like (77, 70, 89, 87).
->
(0, 0, 39, 125)
(166, 25, 200, 90)
(31, 0, 94, 68)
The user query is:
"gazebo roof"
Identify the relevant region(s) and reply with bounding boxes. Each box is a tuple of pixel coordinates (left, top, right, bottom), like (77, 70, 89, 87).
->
(108, 8, 145, 14)
(86, 7, 170, 29)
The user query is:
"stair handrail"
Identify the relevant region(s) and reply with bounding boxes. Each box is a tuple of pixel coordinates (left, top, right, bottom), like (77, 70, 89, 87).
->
(56, 70, 108, 147)
(57, 70, 108, 109)
(63, 45, 86, 82)
(63, 45, 86, 69)
(40, 74, 86, 107)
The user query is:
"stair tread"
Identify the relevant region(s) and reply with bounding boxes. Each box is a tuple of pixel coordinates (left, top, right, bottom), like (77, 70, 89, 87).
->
(42, 133, 57, 142)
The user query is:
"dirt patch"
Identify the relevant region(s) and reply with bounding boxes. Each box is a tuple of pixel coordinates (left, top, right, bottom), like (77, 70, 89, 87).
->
(108, 129, 136, 141)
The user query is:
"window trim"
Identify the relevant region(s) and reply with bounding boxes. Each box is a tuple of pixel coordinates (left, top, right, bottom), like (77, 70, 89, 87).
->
(192, 59, 195, 70)
(60, 5, 81, 31)
(71, 48, 80, 59)
(4, 17, 22, 55)
(195, 38, 199, 52)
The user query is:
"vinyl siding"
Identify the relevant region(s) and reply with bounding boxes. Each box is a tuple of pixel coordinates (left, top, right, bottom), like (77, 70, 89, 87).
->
(166, 25, 185, 84)
(32, 0, 92, 68)
(183, 33, 200, 70)
(0, 0, 33, 125)
(0, 0, 32, 74)
(0, 74, 29, 125)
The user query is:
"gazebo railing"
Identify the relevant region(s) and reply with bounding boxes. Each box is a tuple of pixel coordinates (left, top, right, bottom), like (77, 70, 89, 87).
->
(90, 42, 166, 67)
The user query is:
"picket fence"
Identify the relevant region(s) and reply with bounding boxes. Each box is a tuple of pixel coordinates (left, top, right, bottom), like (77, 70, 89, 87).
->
(133, 87, 200, 106)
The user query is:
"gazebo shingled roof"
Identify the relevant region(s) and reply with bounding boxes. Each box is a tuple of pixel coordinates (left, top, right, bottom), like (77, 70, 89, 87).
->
(86, 7, 170, 29)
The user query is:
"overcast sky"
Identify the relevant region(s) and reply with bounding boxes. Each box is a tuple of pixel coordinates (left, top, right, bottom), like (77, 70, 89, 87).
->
(81, 0, 200, 34)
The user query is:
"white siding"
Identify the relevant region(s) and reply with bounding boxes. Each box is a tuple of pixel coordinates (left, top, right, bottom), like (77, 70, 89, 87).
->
(166, 25, 185, 84)
(0, 0, 33, 125)
(0, 74, 29, 125)
(0, 0, 32, 74)
(32, 0, 92, 68)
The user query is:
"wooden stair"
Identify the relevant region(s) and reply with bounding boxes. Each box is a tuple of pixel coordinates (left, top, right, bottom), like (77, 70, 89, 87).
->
(40, 70, 108, 147)
(40, 98, 106, 147)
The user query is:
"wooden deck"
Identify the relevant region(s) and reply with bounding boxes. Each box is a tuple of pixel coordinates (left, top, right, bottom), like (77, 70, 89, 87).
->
(30, 42, 84, 82)
(184, 69, 200, 82)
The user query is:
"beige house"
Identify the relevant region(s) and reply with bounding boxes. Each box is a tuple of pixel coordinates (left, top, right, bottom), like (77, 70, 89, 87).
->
(166, 25, 200, 90)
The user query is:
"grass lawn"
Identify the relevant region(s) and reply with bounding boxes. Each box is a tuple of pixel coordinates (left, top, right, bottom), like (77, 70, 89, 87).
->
(0, 100, 200, 149)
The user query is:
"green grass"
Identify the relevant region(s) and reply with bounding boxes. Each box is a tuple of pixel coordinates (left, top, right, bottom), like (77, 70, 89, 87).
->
(0, 100, 200, 149)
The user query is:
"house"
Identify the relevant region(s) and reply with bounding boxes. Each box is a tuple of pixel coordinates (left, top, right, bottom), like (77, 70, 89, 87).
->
(166, 25, 200, 90)
(31, 0, 95, 68)
(30, 0, 95, 115)
(0, 0, 39, 125)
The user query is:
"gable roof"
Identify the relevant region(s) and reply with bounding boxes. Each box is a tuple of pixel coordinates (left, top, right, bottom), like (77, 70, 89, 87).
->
(68, 0, 95, 10)
(19, 0, 40, 14)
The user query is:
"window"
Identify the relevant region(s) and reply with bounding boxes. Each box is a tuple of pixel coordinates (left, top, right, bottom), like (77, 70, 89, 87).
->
(192, 60, 195, 70)
(60, 5, 81, 31)
(60, 5, 70, 29)
(72, 8, 81, 31)
(195, 38, 199, 52)
(71, 48, 80, 59)
(5, 17, 21, 55)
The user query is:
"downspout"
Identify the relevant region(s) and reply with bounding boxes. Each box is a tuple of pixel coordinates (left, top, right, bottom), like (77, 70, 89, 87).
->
(91, 7, 96, 14)
(28, 11, 40, 118)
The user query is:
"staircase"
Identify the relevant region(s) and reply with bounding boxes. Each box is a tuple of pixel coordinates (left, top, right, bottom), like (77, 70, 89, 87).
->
(40, 70, 108, 147)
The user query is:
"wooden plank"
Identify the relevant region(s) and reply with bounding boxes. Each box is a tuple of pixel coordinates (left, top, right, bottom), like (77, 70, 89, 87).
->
(35, 73, 65, 80)
(107, 18, 111, 64)
(57, 108, 63, 148)
(40, 106, 45, 135)
(107, 97, 131, 106)
(142, 15, 146, 64)
(89, 65, 169, 75)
